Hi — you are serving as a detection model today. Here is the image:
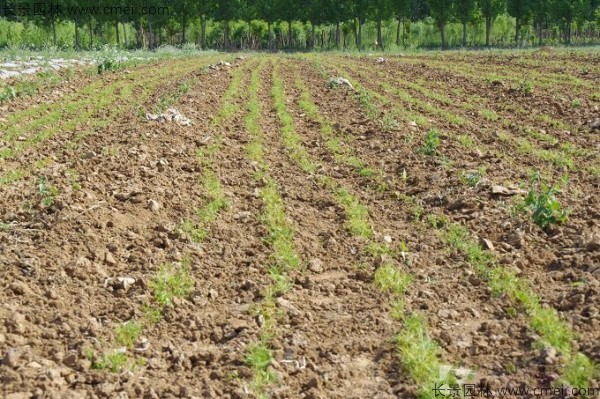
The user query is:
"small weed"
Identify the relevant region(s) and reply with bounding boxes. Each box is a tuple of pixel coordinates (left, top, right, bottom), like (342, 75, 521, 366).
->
(0, 86, 17, 103)
(382, 114, 399, 131)
(571, 99, 581, 108)
(115, 322, 143, 348)
(480, 109, 499, 121)
(66, 169, 81, 190)
(562, 353, 598, 389)
(336, 188, 372, 238)
(374, 264, 412, 296)
(520, 182, 568, 229)
(97, 58, 119, 74)
(90, 349, 129, 373)
(141, 305, 162, 325)
(412, 203, 424, 222)
(460, 167, 486, 188)
(390, 300, 405, 319)
(418, 129, 441, 156)
(505, 362, 517, 375)
(396, 315, 456, 396)
(516, 80, 534, 96)
(149, 262, 194, 307)
(457, 135, 474, 148)
(246, 341, 277, 394)
(37, 176, 59, 207)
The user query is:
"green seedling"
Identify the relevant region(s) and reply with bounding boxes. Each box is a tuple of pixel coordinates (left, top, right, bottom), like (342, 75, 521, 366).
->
(115, 321, 143, 348)
(418, 129, 441, 156)
(149, 262, 194, 307)
(520, 183, 568, 229)
(37, 176, 59, 207)
(374, 264, 412, 296)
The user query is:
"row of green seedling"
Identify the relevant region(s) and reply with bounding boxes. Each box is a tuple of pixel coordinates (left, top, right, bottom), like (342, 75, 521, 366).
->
(180, 59, 246, 242)
(294, 73, 388, 190)
(86, 261, 194, 373)
(243, 59, 302, 398)
(0, 59, 222, 187)
(336, 59, 583, 173)
(350, 58, 595, 170)
(272, 60, 463, 398)
(437, 220, 597, 389)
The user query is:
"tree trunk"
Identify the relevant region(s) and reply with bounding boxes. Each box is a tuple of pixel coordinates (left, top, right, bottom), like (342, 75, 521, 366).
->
(201, 17, 207, 49)
(357, 19, 363, 50)
(224, 20, 230, 49)
(538, 21, 543, 45)
(52, 19, 57, 45)
(148, 19, 154, 49)
(181, 15, 187, 44)
(88, 16, 93, 49)
(440, 21, 446, 49)
(75, 22, 80, 49)
(247, 20, 252, 50)
(403, 18, 407, 47)
(115, 18, 120, 45)
(335, 22, 340, 48)
(123, 22, 128, 47)
(462, 21, 467, 46)
(321, 30, 324, 48)
(396, 19, 401, 46)
(566, 18, 572, 44)
(485, 15, 491, 46)
(311, 24, 315, 49)
(135, 19, 142, 48)
(515, 18, 520, 46)
(288, 19, 293, 49)
(377, 18, 383, 49)
(267, 21, 272, 50)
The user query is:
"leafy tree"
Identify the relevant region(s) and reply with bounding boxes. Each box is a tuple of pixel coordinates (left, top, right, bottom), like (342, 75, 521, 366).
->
(255, 0, 277, 49)
(427, 0, 454, 49)
(394, 0, 412, 46)
(478, 0, 506, 46)
(549, 0, 587, 43)
(213, 0, 241, 48)
(454, 0, 476, 46)
(368, 0, 394, 49)
(350, 0, 370, 49)
(507, 0, 532, 45)
(531, 0, 549, 45)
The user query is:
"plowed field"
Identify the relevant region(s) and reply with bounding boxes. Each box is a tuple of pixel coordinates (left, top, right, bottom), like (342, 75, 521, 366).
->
(1, 51, 599, 399)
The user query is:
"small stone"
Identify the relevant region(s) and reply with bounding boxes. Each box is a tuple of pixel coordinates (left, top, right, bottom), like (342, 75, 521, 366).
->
(208, 289, 218, 299)
(3, 348, 21, 367)
(468, 274, 482, 286)
(304, 377, 320, 390)
(233, 211, 252, 223)
(82, 151, 96, 160)
(481, 239, 495, 251)
(383, 235, 392, 244)
(148, 200, 160, 212)
(9, 281, 29, 295)
(62, 352, 78, 368)
(105, 252, 117, 266)
(308, 258, 324, 273)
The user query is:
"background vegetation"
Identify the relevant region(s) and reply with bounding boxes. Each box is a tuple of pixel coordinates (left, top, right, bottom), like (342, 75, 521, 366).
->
(0, 0, 599, 51)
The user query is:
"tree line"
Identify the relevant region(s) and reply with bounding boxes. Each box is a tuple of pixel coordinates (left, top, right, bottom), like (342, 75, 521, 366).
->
(0, 0, 599, 50)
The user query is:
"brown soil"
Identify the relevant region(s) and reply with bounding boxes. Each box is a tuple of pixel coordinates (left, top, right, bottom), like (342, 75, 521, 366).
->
(1, 53, 598, 399)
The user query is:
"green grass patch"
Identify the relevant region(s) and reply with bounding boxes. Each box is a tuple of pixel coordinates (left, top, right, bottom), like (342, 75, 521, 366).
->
(149, 262, 195, 307)
(336, 188, 372, 238)
(374, 264, 412, 296)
